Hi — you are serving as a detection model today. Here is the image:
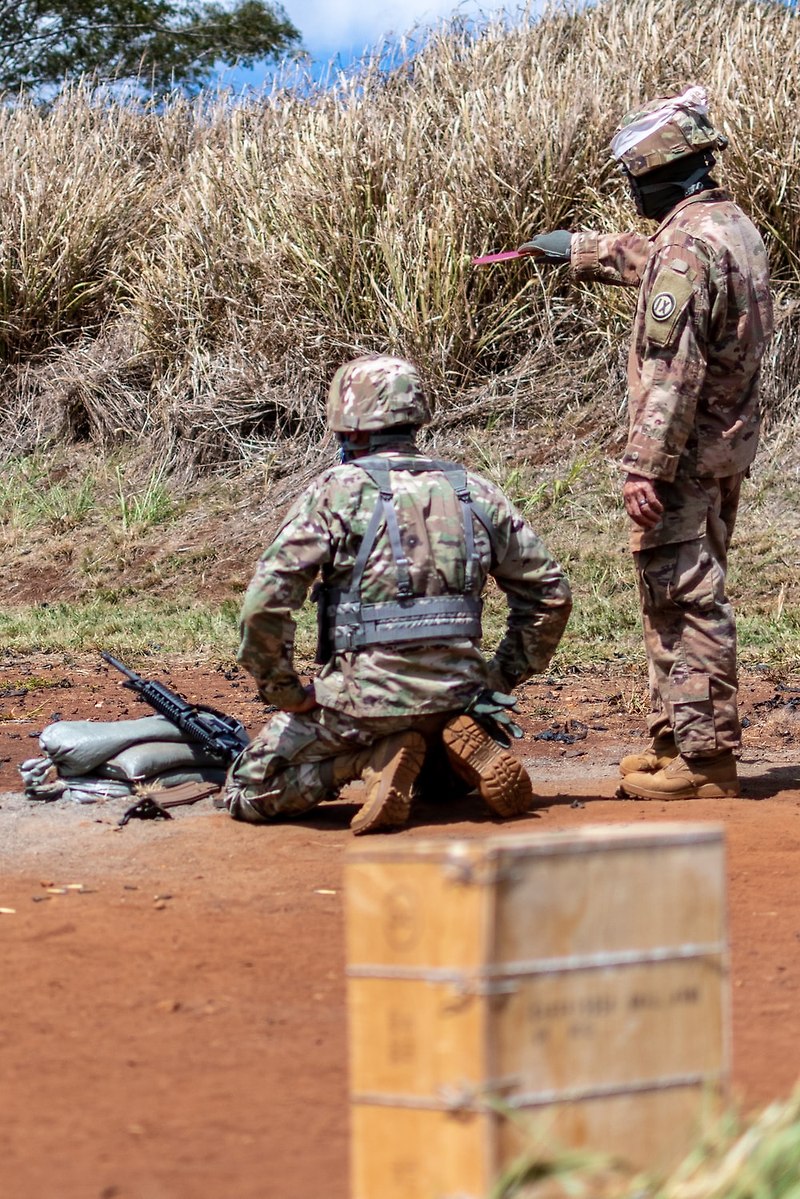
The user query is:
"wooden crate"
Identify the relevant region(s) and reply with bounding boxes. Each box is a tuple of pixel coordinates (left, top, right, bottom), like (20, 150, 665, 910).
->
(345, 824, 729, 1199)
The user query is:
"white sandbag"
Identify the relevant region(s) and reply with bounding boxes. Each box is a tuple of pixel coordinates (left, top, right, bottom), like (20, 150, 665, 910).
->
(99, 740, 221, 781)
(138, 767, 227, 788)
(19, 757, 67, 801)
(40, 716, 187, 776)
(19, 756, 58, 789)
(64, 768, 225, 804)
(64, 779, 135, 804)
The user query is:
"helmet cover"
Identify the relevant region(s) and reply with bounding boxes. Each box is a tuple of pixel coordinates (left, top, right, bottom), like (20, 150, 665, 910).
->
(610, 86, 728, 177)
(327, 355, 432, 433)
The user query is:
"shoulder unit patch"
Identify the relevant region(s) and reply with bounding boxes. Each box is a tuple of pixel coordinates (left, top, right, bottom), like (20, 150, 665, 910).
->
(651, 292, 677, 321)
(645, 267, 694, 347)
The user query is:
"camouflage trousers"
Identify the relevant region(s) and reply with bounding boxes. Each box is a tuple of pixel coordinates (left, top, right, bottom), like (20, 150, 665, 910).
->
(634, 474, 743, 758)
(224, 705, 453, 823)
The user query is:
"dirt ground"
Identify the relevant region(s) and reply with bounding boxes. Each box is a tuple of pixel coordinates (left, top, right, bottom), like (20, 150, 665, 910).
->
(1, 652, 800, 1199)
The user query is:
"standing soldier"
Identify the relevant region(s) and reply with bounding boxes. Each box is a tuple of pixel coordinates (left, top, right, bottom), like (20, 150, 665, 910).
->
(221, 355, 572, 832)
(523, 87, 773, 800)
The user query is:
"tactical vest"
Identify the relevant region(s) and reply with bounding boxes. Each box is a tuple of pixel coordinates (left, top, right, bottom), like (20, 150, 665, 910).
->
(314, 455, 498, 662)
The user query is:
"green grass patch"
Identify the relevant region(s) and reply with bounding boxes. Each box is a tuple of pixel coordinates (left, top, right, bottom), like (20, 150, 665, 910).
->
(114, 462, 175, 532)
(2, 444, 798, 672)
(0, 674, 70, 696)
(0, 453, 182, 536)
(2, 589, 799, 675)
(0, 597, 243, 657)
(0, 456, 96, 531)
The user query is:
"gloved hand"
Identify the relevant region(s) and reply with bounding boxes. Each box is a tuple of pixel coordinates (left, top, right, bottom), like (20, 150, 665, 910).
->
(464, 689, 524, 745)
(518, 230, 573, 263)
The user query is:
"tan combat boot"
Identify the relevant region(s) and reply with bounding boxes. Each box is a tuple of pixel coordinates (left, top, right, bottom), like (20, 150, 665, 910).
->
(349, 731, 427, 835)
(442, 714, 533, 818)
(619, 737, 679, 777)
(620, 752, 739, 801)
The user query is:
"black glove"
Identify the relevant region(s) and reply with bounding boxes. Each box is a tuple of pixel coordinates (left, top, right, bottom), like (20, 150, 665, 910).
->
(464, 689, 524, 745)
(518, 230, 573, 263)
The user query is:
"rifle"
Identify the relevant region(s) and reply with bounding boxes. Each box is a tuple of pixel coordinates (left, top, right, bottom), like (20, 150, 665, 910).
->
(101, 653, 249, 765)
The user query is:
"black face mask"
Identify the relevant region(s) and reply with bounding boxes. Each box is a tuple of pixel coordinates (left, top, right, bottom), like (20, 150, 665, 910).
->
(625, 151, 718, 222)
(625, 174, 686, 221)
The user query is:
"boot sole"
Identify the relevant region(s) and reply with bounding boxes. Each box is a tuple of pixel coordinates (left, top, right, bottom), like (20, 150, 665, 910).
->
(442, 715, 533, 818)
(620, 779, 739, 801)
(350, 733, 426, 835)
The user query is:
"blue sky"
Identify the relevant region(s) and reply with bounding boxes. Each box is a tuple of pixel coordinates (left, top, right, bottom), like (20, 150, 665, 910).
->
(218, 0, 523, 90)
(282, 0, 513, 61)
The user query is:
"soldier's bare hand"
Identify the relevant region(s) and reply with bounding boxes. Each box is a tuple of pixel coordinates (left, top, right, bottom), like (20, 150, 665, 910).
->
(623, 474, 663, 529)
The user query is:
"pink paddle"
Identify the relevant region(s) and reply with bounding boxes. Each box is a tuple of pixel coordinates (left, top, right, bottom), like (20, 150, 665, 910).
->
(471, 247, 543, 265)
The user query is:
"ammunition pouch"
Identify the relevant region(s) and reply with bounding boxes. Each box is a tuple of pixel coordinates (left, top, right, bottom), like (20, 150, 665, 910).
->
(326, 591, 483, 652)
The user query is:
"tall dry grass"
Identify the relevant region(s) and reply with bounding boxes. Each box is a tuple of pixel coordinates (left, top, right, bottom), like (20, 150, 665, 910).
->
(492, 1087, 800, 1199)
(1, 0, 799, 469)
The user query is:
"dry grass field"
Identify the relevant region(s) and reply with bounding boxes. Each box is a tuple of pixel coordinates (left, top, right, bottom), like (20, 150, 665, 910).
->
(2, 1, 800, 1193)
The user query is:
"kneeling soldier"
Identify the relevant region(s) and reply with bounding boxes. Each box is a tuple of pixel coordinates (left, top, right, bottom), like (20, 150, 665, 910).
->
(222, 355, 572, 833)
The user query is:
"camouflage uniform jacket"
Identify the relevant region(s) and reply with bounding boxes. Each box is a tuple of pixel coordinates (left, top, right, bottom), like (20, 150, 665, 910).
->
(571, 190, 773, 547)
(237, 447, 572, 718)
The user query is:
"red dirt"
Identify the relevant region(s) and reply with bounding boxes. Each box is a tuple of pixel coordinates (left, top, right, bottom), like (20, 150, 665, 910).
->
(1, 653, 799, 1199)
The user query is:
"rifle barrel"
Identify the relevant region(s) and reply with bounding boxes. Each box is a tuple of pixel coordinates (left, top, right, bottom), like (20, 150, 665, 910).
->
(101, 652, 141, 683)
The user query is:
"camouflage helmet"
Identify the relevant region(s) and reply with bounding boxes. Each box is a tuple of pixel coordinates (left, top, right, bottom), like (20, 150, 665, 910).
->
(610, 86, 728, 177)
(327, 355, 432, 433)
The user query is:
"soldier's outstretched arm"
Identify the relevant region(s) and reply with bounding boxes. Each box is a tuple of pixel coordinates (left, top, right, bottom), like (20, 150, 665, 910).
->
(569, 230, 651, 287)
(514, 228, 649, 287)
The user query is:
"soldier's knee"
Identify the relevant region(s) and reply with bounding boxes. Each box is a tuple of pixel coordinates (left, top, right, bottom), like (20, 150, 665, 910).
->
(641, 544, 726, 618)
(224, 786, 278, 822)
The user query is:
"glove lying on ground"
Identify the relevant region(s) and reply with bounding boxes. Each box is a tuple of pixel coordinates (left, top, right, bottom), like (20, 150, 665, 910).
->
(518, 230, 573, 263)
(463, 689, 525, 744)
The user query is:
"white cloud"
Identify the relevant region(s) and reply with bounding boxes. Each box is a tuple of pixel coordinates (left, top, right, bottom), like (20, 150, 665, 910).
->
(283, 0, 515, 59)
